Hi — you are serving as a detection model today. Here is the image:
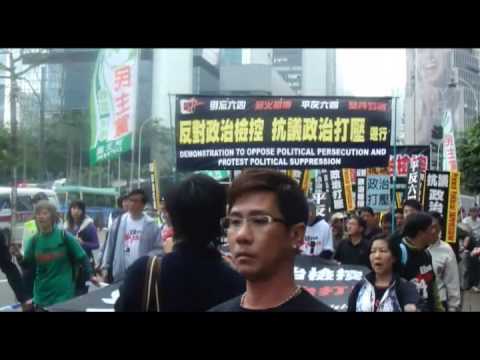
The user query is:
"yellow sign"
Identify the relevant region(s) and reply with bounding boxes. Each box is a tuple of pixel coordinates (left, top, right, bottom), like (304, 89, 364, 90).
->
(396, 192, 403, 209)
(342, 169, 354, 212)
(445, 171, 460, 244)
(367, 167, 389, 176)
(301, 170, 310, 194)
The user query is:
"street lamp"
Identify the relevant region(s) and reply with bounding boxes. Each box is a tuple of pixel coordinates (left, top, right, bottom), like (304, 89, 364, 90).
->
(137, 117, 158, 186)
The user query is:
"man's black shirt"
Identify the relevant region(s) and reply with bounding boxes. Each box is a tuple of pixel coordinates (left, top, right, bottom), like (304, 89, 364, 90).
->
(209, 288, 334, 312)
(334, 238, 371, 267)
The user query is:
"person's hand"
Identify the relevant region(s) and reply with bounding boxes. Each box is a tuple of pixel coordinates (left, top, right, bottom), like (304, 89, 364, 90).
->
(21, 300, 34, 312)
(404, 304, 417, 312)
(76, 236, 85, 245)
(163, 237, 174, 254)
(9, 244, 22, 258)
(100, 270, 109, 283)
(472, 247, 480, 257)
(89, 276, 101, 287)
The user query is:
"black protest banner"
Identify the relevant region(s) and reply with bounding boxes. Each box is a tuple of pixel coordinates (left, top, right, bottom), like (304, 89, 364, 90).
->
(313, 191, 330, 218)
(329, 169, 347, 212)
(388, 146, 430, 177)
(355, 169, 367, 209)
(384, 146, 429, 209)
(423, 171, 450, 241)
(176, 96, 392, 171)
(315, 169, 330, 193)
(47, 283, 121, 312)
(294, 255, 369, 312)
(405, 159, 423, 202)
(313, 170, 331, 218)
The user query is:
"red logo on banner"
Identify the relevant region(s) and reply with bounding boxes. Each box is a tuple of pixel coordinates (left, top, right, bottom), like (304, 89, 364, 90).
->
(180, 98, 205, 114)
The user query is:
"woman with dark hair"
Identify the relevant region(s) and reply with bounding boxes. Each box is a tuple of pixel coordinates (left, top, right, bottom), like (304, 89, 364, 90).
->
(348, 235, 419, 312)
(66, 200, 100, 295)
(115, 174, 245, 312)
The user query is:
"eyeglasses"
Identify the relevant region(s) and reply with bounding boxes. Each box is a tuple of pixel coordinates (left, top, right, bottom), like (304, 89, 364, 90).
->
(220, 215, 288, 233)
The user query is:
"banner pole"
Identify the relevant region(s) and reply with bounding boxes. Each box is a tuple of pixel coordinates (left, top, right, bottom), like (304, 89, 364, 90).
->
(168, 93, 176, 182)
(129, 49, 141, 191)
(392, 97, 398, 234)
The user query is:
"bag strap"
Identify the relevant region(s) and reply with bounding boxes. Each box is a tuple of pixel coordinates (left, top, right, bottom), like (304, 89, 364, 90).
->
(107, 214, 124, 282)
(400, 242, 408, 265)
(142, 256, 162, 312)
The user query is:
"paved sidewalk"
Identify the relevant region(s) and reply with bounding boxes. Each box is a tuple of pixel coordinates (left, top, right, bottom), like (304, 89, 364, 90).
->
(462, 290, 480, 312)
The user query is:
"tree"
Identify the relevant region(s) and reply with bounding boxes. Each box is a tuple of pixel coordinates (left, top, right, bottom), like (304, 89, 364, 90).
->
(457, 121, 480, 194)
(0, 49, 49, 230)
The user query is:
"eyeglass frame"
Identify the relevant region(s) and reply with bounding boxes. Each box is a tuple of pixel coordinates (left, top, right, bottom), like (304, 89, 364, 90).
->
(220, 214, 290, 233)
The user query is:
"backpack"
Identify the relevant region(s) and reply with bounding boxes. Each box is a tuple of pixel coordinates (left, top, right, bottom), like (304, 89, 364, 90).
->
(31, 229, 80, 282)
(400, 242, 408, 265)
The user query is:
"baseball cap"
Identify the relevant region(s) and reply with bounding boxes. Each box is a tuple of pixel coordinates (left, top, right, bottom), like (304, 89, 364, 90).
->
(330, 212, 346, 222)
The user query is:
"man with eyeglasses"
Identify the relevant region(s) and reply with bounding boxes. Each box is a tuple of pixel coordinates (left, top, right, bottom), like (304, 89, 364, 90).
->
(209, 169, 333, 312)
(100, 189, 163, 283)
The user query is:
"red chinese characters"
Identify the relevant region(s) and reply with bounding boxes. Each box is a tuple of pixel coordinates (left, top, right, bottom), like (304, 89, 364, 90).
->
(255, 100, 292, 110)
(113, 66, 132, 137)
(348, 101, 388, 112)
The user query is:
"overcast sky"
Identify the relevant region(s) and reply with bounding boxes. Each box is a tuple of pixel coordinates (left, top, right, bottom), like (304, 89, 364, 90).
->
(336, 49, 406, 96)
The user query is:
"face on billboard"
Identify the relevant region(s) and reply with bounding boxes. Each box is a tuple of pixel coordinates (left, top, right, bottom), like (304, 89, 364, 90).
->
(413, 48, 455, 146)
(416, 49, 451, 88)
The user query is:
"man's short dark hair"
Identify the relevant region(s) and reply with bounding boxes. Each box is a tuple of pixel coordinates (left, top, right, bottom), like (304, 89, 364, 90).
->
(359, 207, 375, 216)
(348, 215, 367, 235)
(403, 199, 422, 211)
(429, 211, 444, 228)
(33, 192, 48, 204)
(228, 169, 308, 226)
(128, 189, 148, 204)
(166, 174, 226, 247)
(382, 212, 392, 224)
(402, 212, 433, 238)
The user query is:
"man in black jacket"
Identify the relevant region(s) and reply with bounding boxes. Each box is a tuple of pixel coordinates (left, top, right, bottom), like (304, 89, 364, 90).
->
(359, 207, 382, 242)
(115, 175, 245, 312)
(0, 231, 28, 311)
(400, 212, 444, 312)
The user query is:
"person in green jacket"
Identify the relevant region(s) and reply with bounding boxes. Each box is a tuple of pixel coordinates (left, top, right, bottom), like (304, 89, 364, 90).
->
(16, 200, 100, 311)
